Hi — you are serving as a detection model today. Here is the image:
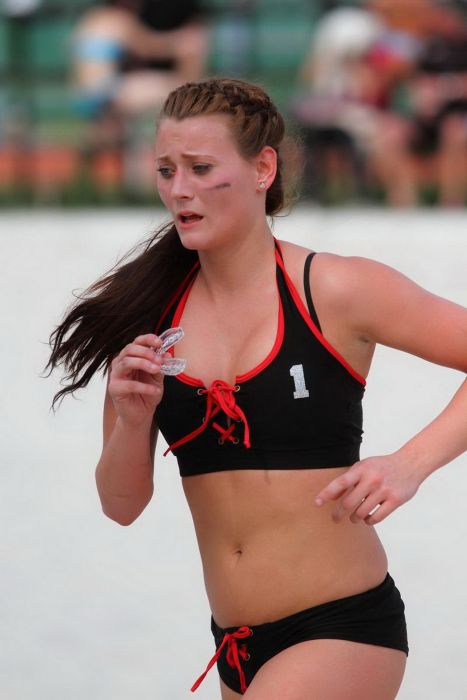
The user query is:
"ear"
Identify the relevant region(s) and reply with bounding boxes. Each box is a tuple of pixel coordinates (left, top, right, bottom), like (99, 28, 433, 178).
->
(254, 146, 277, 191)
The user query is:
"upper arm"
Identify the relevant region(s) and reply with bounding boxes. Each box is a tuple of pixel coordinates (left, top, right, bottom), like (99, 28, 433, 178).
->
(328, 255, 467, 373)
(126, 18, 167, 60)
(103, 369, 159, 467)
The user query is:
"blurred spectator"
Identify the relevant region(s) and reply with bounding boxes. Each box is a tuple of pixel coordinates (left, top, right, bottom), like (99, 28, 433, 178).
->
(291, 1, 420, 202)
(69, 0, 208, 197)
(71, 0, 208, 120)
(371, 2, 467, 205)
(370, 0, 467, 206)
(292, 0, 467, 206)
(117, 0, 209, 112)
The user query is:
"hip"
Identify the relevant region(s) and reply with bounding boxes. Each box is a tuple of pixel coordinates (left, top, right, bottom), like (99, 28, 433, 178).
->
(211, 571, 409, 656)
(202, 524, 389, 628)
(191, 571, 408, 695)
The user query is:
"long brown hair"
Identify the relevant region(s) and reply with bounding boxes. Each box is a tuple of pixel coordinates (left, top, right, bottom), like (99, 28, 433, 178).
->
(44, 77, 297, 410)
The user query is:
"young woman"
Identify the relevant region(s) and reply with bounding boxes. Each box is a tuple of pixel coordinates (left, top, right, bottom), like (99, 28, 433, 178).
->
(45, 78, 467, 699)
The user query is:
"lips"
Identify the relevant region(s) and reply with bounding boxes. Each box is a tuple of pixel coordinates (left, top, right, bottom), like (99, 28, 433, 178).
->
(178, 211, 204, 223)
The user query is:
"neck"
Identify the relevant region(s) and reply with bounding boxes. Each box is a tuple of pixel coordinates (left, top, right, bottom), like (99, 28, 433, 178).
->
(197, 228, 277, 300)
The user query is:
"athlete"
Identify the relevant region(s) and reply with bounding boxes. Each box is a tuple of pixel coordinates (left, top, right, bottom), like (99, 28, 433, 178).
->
(45, 78, 467, 699)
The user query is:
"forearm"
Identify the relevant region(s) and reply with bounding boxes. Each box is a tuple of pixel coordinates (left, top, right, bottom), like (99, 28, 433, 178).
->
(392, 376, 467, 483)
(95, 417, 154, 525)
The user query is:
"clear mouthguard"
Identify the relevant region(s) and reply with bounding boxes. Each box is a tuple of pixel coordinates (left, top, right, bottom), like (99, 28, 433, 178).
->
(156, 326, 187, 376)
(160, 358, 187, 376)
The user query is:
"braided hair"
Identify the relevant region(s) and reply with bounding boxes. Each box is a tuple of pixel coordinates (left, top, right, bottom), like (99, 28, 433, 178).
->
(44, 78, 297, 409)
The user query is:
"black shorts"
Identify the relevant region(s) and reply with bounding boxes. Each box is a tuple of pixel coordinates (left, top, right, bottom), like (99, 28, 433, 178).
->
(192, 572, 408, 695)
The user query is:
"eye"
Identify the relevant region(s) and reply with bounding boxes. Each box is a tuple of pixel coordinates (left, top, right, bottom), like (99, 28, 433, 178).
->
(157, 167, 173, 179)
(193, 164, 212, 174)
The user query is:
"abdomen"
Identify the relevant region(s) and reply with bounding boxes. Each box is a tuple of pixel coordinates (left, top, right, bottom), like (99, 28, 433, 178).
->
(182, 467, 389, 627)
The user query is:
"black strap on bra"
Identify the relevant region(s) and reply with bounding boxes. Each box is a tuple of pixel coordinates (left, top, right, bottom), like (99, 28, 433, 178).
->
(303, 252, 322, 332)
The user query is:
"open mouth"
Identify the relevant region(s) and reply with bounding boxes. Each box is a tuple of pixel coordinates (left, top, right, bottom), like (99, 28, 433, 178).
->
(179, 213, 204, 224)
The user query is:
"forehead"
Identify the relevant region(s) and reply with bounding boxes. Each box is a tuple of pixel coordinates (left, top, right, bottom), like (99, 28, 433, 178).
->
(155, 115, 238, 157)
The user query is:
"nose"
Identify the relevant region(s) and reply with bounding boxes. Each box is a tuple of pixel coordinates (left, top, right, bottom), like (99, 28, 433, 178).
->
(170, 170, 193, 200)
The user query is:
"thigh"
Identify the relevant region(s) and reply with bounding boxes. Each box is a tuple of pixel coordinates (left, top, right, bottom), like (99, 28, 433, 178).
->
(243, 639, 407, 700)
(220, 677, 243, 700)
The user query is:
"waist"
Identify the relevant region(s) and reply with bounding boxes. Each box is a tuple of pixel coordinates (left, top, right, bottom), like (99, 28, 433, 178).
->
(183, 468, 388, 626)
(201, 521, 388, 627)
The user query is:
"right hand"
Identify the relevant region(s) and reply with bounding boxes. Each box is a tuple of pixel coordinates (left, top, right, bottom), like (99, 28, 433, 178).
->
(108, 333, 167, 427)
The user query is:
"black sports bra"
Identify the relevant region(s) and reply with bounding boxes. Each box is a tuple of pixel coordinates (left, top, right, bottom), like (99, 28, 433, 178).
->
(155, 238, 366, 477)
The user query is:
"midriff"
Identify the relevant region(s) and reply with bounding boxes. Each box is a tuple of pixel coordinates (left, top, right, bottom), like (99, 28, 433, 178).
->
(182, 466, 388, 628)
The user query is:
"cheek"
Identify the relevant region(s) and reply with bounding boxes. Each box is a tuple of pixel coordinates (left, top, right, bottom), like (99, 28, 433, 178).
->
(156, 180, 171, 207)
(201, 171, 252, 201)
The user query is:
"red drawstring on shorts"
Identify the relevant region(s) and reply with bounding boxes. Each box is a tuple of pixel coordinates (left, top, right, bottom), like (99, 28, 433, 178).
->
(190, 625, 252, 693)
(164, 380, 251, 455)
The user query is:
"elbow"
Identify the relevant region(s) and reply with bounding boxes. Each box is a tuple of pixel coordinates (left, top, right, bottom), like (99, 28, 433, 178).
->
(99, 487, 154, 526)
(102, 508, 139, 527)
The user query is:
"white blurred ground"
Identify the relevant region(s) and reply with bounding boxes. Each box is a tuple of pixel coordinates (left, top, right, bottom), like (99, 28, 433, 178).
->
(1, 207, 466, 700)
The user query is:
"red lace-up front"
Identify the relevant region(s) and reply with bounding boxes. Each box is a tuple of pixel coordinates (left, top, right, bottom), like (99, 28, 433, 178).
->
(190, 625, 253, 693)
(163, 380, 251, 456)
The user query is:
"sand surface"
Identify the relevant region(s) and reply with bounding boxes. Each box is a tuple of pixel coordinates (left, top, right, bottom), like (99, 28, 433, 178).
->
(1, 207, 466, 699)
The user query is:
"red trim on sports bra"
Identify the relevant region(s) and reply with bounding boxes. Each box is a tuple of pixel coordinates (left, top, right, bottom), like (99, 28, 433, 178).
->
(235, 275, 284, 383)
(274, 239, 367, 387)
(169, 245, 285, 388)
(191, 625, 252, 693)
(155, 259, 200, 336)
(170, 271, 204, 387)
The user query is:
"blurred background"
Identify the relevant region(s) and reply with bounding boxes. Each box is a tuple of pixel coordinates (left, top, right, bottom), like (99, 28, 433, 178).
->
(0, 0, 466, 208)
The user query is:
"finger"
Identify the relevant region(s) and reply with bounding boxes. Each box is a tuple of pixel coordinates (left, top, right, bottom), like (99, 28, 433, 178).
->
(112, 355, 163, 378)
(365, 500, 395, 526)
(315, 469, 361, 506)
(114, 343, 162, 369)
(332, 484, 371, 522)
(113, 379, 159, 397)
(146, 363, 166, 381)
(349, 491, 384, 524)
(127, 338, 163, 357)
(134, 333, 163, 348)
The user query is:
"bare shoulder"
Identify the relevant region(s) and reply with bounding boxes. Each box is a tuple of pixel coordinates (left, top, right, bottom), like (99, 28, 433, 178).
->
(338, 255, 467, 372)
(280, 237, 440, 311)
(277, 238, 370, 325)
(278, 238, 370, 311)
(278, 237, 360, 271)
(278, 239, 467, 372)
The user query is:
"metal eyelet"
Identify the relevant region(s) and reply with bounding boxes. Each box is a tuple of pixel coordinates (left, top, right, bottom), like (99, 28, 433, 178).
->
(232, 437, 240, 445)
(196, 388, 204, 395)
(234, 385, 240, 392)
(201, 417, 206, 423)
(218, 438, 224, 445)
(245, 653, 251, 661)
(249, 629, 254, 636)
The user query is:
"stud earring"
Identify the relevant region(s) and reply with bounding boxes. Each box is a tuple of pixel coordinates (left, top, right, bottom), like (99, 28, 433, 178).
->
(258, 182, 266, 190)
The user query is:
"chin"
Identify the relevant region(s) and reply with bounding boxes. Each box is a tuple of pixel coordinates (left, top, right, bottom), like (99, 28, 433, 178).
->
(176, 227, 224, 252)
(176, 227, 210, 252)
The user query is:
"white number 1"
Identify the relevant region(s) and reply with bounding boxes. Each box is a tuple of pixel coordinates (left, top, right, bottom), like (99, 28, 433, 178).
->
(290, 364, 309, 399)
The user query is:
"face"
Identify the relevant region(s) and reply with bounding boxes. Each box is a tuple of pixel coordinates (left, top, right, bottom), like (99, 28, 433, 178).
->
(155, 115, 274, 251)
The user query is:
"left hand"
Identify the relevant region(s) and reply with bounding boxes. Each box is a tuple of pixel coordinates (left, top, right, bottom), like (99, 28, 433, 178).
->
(314, 454, 421, 525)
